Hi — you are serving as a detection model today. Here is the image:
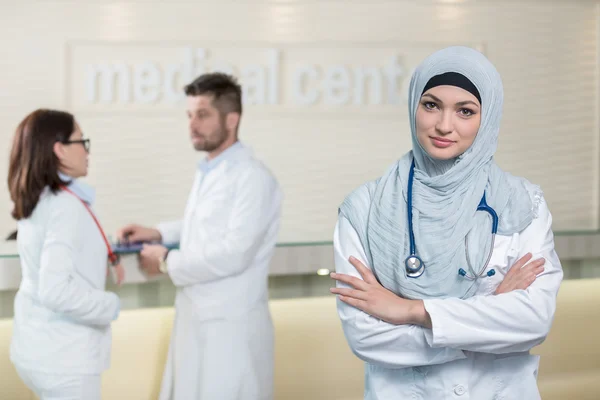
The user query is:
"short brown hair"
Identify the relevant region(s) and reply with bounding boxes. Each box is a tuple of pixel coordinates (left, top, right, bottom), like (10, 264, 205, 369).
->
(184, 72, 243, 115)
(8, 109, 75, 220)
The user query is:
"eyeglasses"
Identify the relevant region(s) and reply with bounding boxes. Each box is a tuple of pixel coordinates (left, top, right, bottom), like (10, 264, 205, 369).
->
(62, 138, 90, 152)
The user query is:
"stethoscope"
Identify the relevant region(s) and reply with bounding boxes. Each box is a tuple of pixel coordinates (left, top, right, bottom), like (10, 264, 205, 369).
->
(405, 160, 498, 280)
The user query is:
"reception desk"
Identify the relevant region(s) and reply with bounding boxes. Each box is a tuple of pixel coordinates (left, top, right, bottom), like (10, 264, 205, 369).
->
(0, 240, 337, 291)
(2, 227, 600, 295)
(1, 230, 600, 291)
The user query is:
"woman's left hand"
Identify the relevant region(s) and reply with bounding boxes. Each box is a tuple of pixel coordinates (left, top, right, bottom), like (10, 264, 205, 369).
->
(330, 256, 430, 327)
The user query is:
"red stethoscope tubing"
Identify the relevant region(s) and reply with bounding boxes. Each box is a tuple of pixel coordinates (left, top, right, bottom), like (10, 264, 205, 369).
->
(60, 185, 119, 266)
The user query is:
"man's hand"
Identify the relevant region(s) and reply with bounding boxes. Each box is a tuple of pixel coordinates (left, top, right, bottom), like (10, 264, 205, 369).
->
(139, 244, 169, 276)
(116, 224, 162, 244)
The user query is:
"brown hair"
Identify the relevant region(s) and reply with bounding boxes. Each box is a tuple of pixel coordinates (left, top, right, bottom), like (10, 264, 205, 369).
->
(184, 72, 243, 116)
(8, 109, 75, 220)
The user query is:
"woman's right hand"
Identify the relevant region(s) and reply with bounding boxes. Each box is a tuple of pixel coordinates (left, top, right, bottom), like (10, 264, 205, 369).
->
(494, 253, 545, 295)
(116, 224, 161, 244)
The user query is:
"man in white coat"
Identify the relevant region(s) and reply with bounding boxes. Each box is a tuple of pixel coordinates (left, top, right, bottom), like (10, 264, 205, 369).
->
(117, 73, 282, 400)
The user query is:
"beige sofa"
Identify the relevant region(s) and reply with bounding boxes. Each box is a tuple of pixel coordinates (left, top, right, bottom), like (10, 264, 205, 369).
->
(1, 278, 599, 400)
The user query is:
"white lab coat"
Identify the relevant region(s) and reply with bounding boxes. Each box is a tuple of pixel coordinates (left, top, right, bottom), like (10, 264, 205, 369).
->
(11, 187, 120, 398)
(156, 144, 282, 400)
(334, 194, 563, 400)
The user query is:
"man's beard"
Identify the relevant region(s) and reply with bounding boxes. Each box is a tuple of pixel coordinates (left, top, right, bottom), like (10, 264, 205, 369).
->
(192, 129, 227, 152)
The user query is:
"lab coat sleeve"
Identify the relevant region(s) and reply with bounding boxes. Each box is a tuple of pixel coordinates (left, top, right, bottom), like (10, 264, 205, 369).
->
(422, 196, 563, 354)
(38, 197, 120, 326)
(166, 169, 280, 286)
(156, 220, 183, 245)
(335, 216, 467, 369)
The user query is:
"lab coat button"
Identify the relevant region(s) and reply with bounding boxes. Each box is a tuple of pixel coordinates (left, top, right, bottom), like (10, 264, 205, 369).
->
(454, 385, 466, 396)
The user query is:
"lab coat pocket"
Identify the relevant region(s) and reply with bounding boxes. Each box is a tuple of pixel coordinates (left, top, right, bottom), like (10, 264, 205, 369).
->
(491, 354, 541, 400)
(365, 364, 418, 400)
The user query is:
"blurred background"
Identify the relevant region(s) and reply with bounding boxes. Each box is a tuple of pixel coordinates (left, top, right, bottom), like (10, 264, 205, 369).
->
(0, 0, 597, 315)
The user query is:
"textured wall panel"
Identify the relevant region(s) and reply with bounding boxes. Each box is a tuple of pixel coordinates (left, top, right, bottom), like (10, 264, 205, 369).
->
(0, 1, 597, 243)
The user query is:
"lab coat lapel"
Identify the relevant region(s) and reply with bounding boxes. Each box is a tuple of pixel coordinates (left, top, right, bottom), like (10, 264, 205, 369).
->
(180, 147, 254, 248)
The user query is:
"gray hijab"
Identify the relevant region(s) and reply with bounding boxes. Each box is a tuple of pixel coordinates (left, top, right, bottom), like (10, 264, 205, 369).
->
(339, 46, 541, 300)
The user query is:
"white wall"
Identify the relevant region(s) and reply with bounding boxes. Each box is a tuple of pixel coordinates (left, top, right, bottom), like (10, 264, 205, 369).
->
(0, 0, 598, 243)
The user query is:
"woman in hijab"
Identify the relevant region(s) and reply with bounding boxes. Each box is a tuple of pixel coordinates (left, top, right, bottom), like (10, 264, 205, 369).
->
(330, 46, 562, 399)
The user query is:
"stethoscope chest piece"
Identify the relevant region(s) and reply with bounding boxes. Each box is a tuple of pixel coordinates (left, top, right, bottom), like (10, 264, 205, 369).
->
(404, 160, 498, 281)
(405, 255, 425, 278)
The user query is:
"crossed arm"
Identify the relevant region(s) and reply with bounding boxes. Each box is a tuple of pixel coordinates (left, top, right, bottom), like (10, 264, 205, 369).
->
(330, 198, 562, 368)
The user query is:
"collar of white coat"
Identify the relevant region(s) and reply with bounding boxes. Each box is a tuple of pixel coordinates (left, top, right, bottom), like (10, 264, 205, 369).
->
(197, 141, 249, 174)
(58, 172, 96, 205)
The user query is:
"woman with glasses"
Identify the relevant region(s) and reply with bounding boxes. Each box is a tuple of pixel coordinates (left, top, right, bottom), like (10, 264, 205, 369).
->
(7, 109, 123, 400)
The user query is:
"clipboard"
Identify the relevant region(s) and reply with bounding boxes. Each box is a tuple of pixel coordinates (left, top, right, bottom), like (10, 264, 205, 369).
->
(111, 242, 179, 255)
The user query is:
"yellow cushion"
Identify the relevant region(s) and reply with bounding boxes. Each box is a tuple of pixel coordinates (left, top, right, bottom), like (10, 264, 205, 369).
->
(533, 278, 600, 399)
(105, 299, 364, 400)
(101, 307, 175, 400)
(0, 319, 35, 400)
(538, 370, 600, 400)
(271, 297, 363, 400)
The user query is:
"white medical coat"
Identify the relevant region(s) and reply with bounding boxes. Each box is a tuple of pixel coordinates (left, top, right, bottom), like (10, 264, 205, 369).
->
(11, 188, 120, 375)
(156, 144, 282, 400)
(334, 194, 563, 400)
